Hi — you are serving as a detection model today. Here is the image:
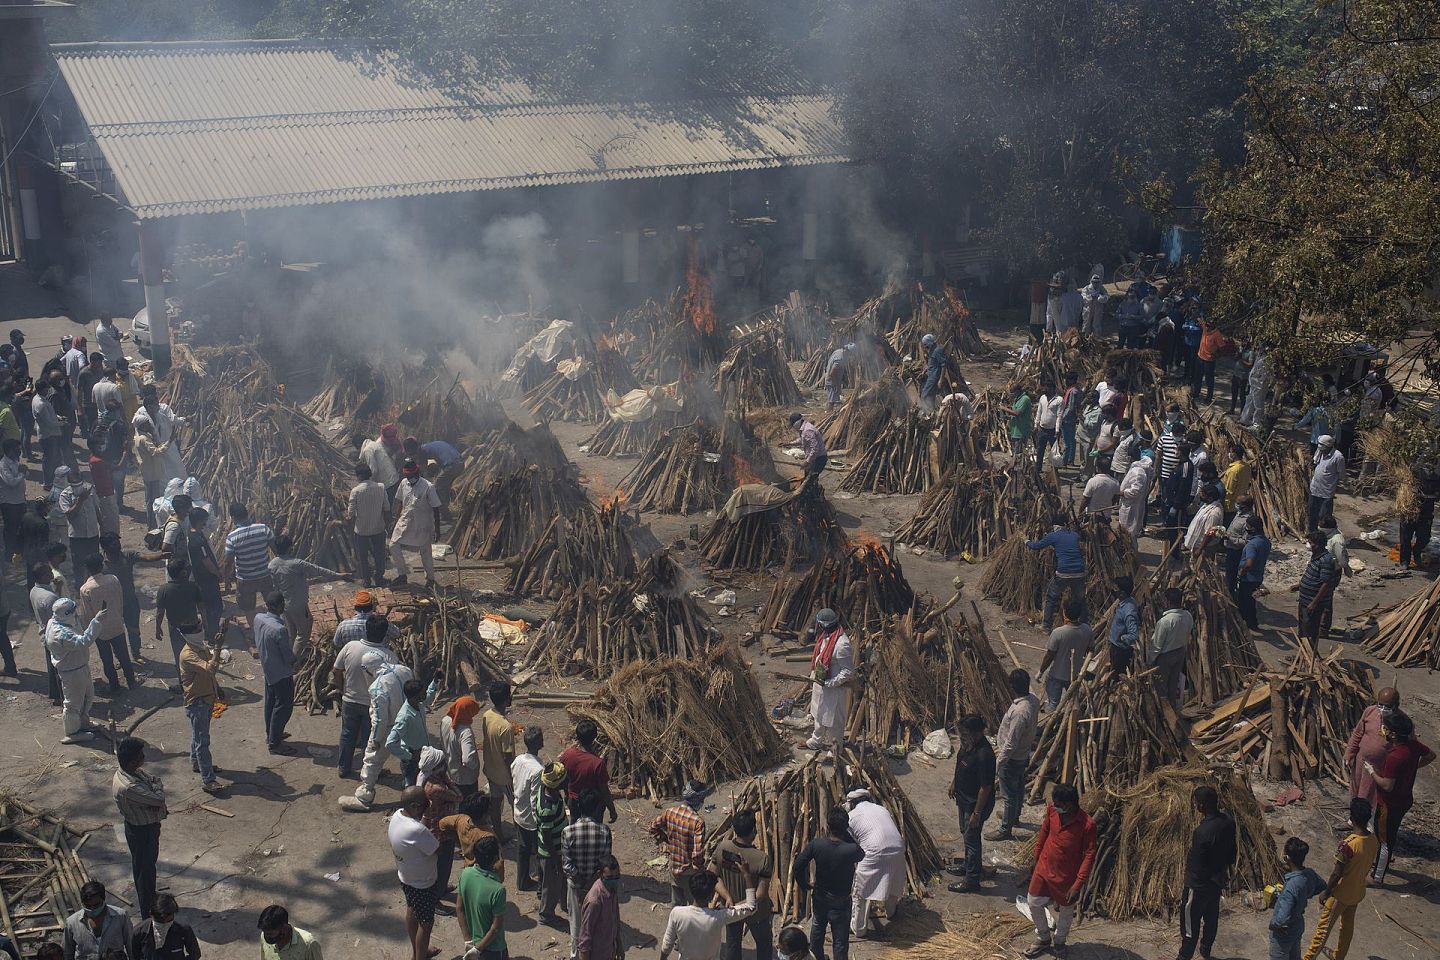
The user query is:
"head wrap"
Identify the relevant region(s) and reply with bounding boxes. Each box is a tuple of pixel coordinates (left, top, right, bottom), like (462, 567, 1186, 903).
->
(360, 650, 387, 677)
(540, 761, 568, 790)
(845, 788, 871, 803)
(418, 745, 446, 776)
(380, 423, 401, 449)
(682, 780, 710, 805)
(353, 590, 375, 609)
(446, 695, 483, 727)
(815, 608, 839, 629)
(51, 597, 80, 628)
(921, 334, 936, 347)
(1318, 434, 1335, 448)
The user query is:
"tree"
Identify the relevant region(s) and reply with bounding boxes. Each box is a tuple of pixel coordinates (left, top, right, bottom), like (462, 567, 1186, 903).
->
(1199, 0, 1440, 389)
(827, 0, 1246, 273)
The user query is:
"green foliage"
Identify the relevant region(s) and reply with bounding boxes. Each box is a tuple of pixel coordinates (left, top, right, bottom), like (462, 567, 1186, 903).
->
(1199, 0, 1440, 377)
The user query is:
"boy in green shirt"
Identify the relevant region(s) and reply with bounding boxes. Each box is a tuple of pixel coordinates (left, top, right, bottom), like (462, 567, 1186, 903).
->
(1004, 383, 1034, 456)
(459, 835, 508, 959)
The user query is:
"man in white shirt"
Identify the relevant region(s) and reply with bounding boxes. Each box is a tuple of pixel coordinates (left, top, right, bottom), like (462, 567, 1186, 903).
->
(845, 789, 905, 938)
(1118, 452, 1154, 544)
(388, 786, 440, 960)
(95, 314, 124, 364)
(58, 468, 102, 581)
(389, 459, 441, 589)
(357, 425, 402, 492)
(1184, 483, 1225, 559)
(511, 726, 546, 891)
(1080, 456, 1120, 514)
(347, 462, 390, 587)
(1308, 435, 1346, 531)
(1032, 385, 1063, 476)
(659, 860, 757, 960)
(988, 669, 1040, 842)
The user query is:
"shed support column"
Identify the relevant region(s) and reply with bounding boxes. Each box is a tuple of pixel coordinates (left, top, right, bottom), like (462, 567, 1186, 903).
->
(137, 220, 170, 375)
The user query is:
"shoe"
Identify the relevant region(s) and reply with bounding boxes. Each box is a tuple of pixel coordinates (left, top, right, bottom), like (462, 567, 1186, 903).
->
(1021, 941, 1053, 958)
(1051, 946, 1068, 958)
(200, 780, 222, 794)
(390, 575, 409, 587)
(1, 668, 16, 678)
(1366, 877, 1383, 888)
(268, 744, 296, 755)
(946, 880, 980, 893)
(804, 737, 823, 750)
(984, 829, 1014, 842)
(60, 731, 96, 744)
(279, 732, 292, 741)
(424, 579, 438, 590)
(132, 654, 147, 664)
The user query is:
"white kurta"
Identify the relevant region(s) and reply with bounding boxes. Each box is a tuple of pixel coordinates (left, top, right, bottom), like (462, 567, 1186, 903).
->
(809, 631, 854, 731)
(848, 801, 906, 901)
(1118, 456, 1154, 542)
(390, 476, 440, 547)
(132, 404, 188, 483)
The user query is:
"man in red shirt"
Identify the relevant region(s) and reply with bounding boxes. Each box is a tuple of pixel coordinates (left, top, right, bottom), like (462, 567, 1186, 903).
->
(1365, 710, 1435, 886)
(1022, 784, 1097, 958)
(559, 719, 618, 823)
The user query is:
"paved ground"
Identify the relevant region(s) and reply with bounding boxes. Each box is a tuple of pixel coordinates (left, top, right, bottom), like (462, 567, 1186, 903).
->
(0, 299, 1436, 960)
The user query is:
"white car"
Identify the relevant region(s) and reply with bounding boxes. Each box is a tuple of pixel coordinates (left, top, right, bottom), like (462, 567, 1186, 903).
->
(130, 306, 152, 357)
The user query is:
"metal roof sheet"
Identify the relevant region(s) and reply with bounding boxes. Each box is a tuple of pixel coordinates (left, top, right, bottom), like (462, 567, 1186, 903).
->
(51, 40, 849, 218)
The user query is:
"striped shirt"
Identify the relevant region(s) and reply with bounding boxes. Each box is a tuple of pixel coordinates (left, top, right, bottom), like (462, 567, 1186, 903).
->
(1155, 434, 1183, 481)
(1299, 552, 1337, 607)
(224, 521, 274, 581)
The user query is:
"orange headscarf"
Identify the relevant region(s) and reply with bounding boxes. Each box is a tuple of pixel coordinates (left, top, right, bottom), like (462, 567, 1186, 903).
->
(446, 695, 482, 727)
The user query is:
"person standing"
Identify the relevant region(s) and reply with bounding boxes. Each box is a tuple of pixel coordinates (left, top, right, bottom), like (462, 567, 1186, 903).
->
(253, 592, 297, 755)
(347, 463, 390, 587)
(358, 424, 403, 494)
(480, 681, 517, 835)
(651, 782, 709, 905)
(1175, 784, 1237, 960)
(78, 552, 135, 692)
(1398, 460, 1438, 568)
(1026, 515, 1085, 632)
(347, 646, 414, 810)
(804, 608, 853, 756)
(221, 502, 274, 638)
(76, 352, 106, 436)
(130, 894, 201, 960)
(1117, 450, 1154, 545)
(947, 714, 996, 893)
(458, 836, 509, 960)
(58, 461, 101, 576)
(714, 810, 774, 959)
(1147, 588, 1194, 708)
(919, 334, 947, 412)
(153, 560, 205, 689)
(1192, 319, 1229, 404)
(30, 562, 62, 703)
(1344, 688, 1399, 808)
(1308, 436, 1345, 532)
(1079, 275, 1108, 336)
(389, 458, 441, 589)
(440, 695, 483, 797)
(1078, 457, 1119, 514)
(1021, 783, 1097, 959)
(267, 534, 343, 648)
(1038, 600, 1091, 709)
(331, 590, 401, 650)
(988, 670, 1040, 842)
(512, 726, 546, 891)
(95, 314, 124, 365)
(576, 856, 622, 960)
(1301, 798, 1377, 960)
(560, 719, 618, 823)
(258, 905, 321, 960)
(659, 862, 758, 960)
(788, 413, 828, 480)
(0, 438, 26, 554)
(1222, 497, 1256, 594)
(1183, 483, 1224, 562)
(184, 508, 224, 637)
(63, 882, 133, 960)
(131, 384, 187, 486)
(131, 421, 171, 529)
(178, 629, 225, 794)
(31, 379, 65, 486)
(1219, 445, 1252, 521)
(112, 737, 167, 922)
(823, 344, 856, 412)
(1107, 577, 1140, 675)
(1057, 372, 1083, 467)
(385, 680, 430, 786)
(1269, 838, 1327, 960)
(562, 791, 613, 960)
(45, 597, 104, 744)
(1235, 517, 1270, 632)
(793, 808, 860, 960)
(1032, 383, 1062, 476)
(844, 789, 904, 940)
(1297, 531, 1337, 649)
(1366, 709, 1435, 886)
(389, 786, 440, 960)
(1002, 383, 1033, 461)
(535, 761, 571, 924)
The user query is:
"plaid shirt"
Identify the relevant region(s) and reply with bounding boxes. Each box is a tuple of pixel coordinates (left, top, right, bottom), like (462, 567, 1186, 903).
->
(561, 815, 613, 884)
(653, 804, 706, 877)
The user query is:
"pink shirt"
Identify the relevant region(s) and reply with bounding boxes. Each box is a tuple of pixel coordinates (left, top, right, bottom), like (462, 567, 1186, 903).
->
(1345, 704, 1390, 806)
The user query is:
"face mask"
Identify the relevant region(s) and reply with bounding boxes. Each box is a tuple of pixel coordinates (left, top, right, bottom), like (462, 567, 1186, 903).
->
(1054, 805, 1074, 816)
(84, 904, 106, 918)
(602, 876, 620, 893)
(1378, 704, 1394, 716)
(264, 930, 286, 946)
(152, 920, 173, 943)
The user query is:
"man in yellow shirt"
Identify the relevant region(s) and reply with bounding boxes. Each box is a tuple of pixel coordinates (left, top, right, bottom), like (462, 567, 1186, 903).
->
(1302, 797, 1378, 960)
(480, 680, 517, 837)
(1219, 443, 1252, 520)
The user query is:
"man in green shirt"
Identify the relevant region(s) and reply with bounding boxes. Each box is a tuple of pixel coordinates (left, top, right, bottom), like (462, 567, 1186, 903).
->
(459, 836, 508, 959)
(258, 904, 323, 960)
(1004, 382, 1034, 456)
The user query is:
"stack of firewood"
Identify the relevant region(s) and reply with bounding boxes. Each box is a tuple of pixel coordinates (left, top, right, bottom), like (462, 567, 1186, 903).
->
(450, 422, 570, 493)
(1254, 442, 1312, 540)
(772, 290, 832, 361)
(522, 343, 640, 424)
(567, 643, 788, 799)
(583, 408, 682, 458)
(1363, 575, 1440, 668)
(1191, 644, 1374, 782)
(896, 469, 1058, 559)
(978, 517, 1139, 629)
(506, 499, 638, 599)
(304, 354, 387, 428)
(799, 331, 896, 389)
(447, 465, 591, 560)
(699, 476, 847, 573)
(621, 419, 777, 514)
(393, 377, 501, 446)
(838, 410, 942, 495)
(713, 333, 803, 414)
(760, 542, 916, 636)
(523, 553, 714, 676)
(711, 748, 942, 922)
(0, 797, 95, 953)
(817, 373, 911, 451)
(1027, 666, 1194, 801)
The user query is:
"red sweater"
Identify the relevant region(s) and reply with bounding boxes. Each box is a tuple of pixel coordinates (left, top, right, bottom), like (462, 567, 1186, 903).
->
(1028, 805, 1098, 905)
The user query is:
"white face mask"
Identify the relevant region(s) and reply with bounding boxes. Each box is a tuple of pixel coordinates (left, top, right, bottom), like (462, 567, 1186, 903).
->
(153, 920, 173, 943)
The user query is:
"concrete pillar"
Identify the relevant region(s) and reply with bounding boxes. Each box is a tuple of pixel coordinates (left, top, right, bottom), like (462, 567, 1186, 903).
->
(621, 229, 639, 284)
(137, 220, 171, 375)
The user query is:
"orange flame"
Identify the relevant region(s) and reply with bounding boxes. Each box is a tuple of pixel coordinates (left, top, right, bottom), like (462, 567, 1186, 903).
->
(683, 236, 715, 335)
(732, 454, 763, 486)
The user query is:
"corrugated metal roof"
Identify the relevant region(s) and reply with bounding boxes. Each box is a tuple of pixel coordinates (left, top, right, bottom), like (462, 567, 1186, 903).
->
(51, 40, 849, 219)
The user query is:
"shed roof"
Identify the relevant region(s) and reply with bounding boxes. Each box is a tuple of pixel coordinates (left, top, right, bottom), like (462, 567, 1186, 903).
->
(51, 40, 849, 219)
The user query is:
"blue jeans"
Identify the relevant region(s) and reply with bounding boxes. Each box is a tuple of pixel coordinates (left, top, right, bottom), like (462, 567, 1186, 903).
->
(956, 794, 994, 884)
(187, 699, 215, 782)
(997, 758, 1026, 833)
(1060, 418, 1078, 464)
(1268, 930, 1303, 960)
(264, 676, 295, 749)
(808, 888, 850, 960)
(338, 701, 371, 775)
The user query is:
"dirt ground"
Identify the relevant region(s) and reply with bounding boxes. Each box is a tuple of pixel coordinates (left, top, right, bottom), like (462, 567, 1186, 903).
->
(0, 301, 1437, 960)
